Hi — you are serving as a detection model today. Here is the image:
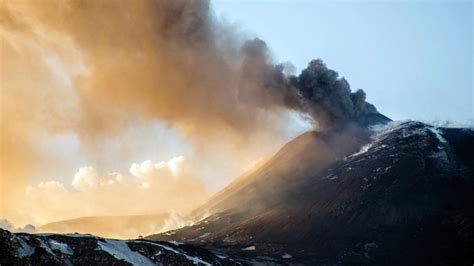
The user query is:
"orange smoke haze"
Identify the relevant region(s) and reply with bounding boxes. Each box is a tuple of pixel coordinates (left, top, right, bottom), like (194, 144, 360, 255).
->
(0, 0, 309, 227)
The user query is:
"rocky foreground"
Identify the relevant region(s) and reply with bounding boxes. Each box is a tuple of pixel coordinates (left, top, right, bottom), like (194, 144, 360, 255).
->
(0, 228, 238, 265)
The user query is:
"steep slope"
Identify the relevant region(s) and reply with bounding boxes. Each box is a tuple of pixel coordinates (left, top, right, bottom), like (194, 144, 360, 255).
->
(189, 123, 375, 220)
(149, 121, 474, 265)
(39, 213, 170, 239)
(0, 228, 237, 265)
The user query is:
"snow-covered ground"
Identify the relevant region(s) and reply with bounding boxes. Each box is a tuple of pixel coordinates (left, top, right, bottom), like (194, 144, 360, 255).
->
(241, 245, 256, 251)
(97, 239, 155, 266)
(132, 240, 212, 266)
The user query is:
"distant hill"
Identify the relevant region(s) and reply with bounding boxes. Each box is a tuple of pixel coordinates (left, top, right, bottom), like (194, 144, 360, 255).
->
(39, 213, 171, 239)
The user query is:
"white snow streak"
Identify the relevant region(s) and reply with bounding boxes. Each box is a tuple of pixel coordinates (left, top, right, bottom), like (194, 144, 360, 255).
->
(49, 239, 73, 255)
(133, 240, 211, 266)
(241, 245, 256, 251)
(97, 239, 155, 266)
(15, 237, 34, 258)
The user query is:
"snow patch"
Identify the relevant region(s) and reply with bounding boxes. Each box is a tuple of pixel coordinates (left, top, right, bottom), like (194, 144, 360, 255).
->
(133, 240, 211, 265)
(15, 237, 35, 258)
(362, 121, 432, 151)
(282, 253, 292, 259)
(38, 239, 56, 256)
(199, 232, 210, 238)
(97, 239, 155, 266)
(241, 245, 256, 251)
(50, 239, 73, 255)
(428, 126, 447, 145)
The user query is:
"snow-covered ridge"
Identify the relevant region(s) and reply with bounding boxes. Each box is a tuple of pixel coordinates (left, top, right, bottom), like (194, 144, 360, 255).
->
(350, 121, 450, 159)
(1, 229, 232, 265)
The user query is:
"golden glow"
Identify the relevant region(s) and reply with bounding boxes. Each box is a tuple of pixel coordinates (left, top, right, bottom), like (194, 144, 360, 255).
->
(0, 0, 308, 232)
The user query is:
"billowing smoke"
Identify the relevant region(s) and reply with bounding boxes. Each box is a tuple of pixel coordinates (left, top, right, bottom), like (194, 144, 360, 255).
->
(0, 0, 379, 225)
(238, 38, 380, 129)
(1, 0, 378, 136)
(230, 37, 380, 131)
(290, 59, 378, 129)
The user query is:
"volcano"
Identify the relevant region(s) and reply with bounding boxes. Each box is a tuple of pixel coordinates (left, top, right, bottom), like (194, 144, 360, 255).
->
(148, 119, 474, 265)
(2, 117, 473, 265)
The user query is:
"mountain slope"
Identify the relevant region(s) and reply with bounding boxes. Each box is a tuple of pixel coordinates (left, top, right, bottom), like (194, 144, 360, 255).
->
(188, 123, 375, 220)
(149, 121, 474, 265)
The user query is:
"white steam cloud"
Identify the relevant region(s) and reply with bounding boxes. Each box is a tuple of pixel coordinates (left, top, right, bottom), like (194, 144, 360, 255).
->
(21, 156, 208, 225)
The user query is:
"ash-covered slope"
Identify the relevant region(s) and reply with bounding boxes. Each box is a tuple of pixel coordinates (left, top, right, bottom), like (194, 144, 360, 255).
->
(0, 228, 237, 265)
(149, 121, 474, 265)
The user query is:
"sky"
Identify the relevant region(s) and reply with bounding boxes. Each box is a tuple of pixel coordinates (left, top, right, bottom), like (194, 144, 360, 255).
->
(0, 0, 472, 228)
(213, 0, 473, 123)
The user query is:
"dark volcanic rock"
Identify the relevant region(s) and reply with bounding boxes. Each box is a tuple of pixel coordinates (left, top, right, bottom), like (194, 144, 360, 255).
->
(0, 228, 237, 265)
(149, 121, 474, 265)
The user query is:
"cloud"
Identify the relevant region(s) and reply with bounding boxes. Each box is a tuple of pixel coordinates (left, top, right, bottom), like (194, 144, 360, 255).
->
(0, 218, 36, 233)
(20, 156, 208, 225)
(130, 156, 190, 180)
(72, 167, 99, 191)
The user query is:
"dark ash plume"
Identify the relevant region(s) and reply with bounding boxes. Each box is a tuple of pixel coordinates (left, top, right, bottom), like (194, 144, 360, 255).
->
(290, 59, 379, 130)
(239, 39, 381, 130)
(238, 38, 381, 131)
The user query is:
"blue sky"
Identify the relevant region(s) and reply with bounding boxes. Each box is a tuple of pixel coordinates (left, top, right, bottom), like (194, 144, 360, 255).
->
(213, 0, 473, 123)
